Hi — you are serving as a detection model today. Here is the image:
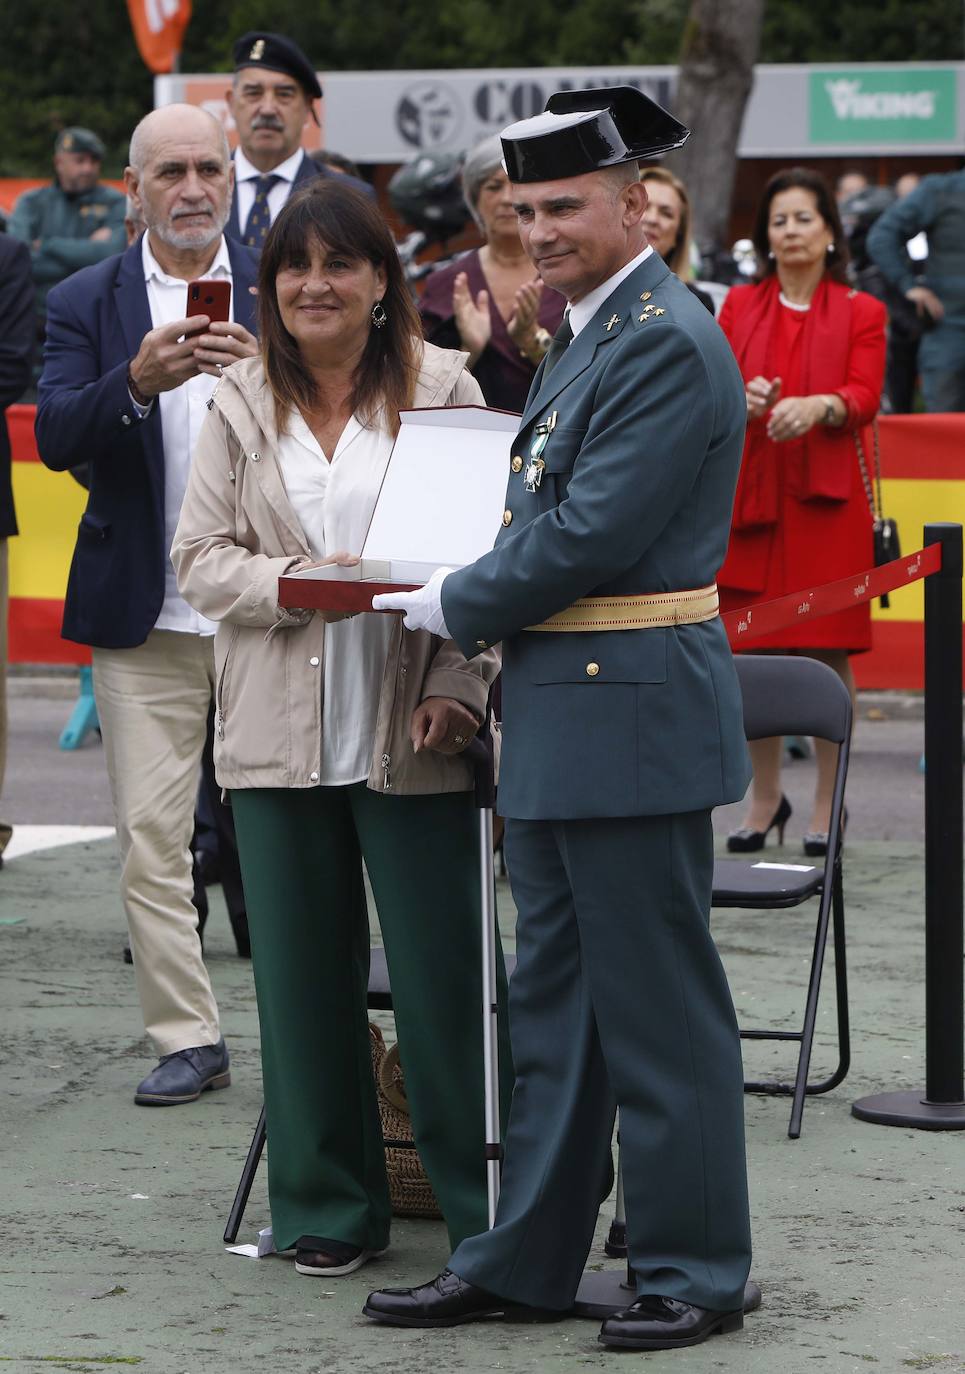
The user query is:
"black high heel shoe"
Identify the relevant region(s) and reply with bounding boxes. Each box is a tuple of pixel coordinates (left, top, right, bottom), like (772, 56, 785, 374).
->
(803, 807, 848, 858)
(726, 795, 792, 853)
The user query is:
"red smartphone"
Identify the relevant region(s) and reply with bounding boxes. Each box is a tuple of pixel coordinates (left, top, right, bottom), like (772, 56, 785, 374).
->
(186, 279, 231, 324)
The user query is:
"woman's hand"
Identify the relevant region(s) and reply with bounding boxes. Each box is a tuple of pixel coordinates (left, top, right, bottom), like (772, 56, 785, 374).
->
(766, 395, 826, 443)
(507, 278, 543, 349)
(410, 696, 479, 755)
(452, 271, 492, 363)
(746, 375, 781, 420)
(292, 552, 360, 623)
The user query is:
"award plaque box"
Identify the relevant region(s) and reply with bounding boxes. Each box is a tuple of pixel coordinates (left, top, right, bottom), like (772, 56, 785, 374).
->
(277, 405, 519, 615)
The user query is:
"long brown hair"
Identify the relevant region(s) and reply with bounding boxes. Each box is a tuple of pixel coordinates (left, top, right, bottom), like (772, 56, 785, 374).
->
(639, 166, 694, 280)
(258, 180, 421, 434)
(752, 167, 850, 284)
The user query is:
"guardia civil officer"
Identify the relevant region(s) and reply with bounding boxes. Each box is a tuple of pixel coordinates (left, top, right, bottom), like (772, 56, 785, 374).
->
(364, 88, 753, 1352)
(224, 30, 371, 250)
(9, 127, 125, 317)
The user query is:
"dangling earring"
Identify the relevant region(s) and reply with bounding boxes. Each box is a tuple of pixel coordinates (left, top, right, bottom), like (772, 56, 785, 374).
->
(768, 250, 775, 260)
(371, 300, 387, 329)
(827, 242, 835, 253)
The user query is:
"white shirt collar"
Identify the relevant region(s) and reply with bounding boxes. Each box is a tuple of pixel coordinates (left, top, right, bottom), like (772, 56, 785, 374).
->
(141, 232, 232, 285)
(234, 146, 304, 185)
(567, 244, 654, 340)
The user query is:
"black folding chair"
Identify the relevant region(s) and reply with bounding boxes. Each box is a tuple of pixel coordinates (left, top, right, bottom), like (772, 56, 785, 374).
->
(713, 654, 853, 1140)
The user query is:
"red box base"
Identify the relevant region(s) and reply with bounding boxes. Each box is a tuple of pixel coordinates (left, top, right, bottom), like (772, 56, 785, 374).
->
(278, 574, 420, 615)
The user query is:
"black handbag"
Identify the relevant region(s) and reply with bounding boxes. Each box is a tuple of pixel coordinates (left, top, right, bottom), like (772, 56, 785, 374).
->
(855, 420, 901, 609)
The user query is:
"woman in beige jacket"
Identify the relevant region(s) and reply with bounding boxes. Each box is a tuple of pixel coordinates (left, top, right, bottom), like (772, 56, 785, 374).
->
(173, 182, 511, 1279)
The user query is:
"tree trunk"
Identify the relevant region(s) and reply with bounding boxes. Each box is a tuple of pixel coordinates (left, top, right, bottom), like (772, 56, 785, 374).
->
(665, 0, 765, 259)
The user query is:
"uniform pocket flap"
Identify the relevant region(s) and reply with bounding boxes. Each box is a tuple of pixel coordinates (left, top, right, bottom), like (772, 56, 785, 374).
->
(529, 628, 667, 684)
(534, 425, 586, 472)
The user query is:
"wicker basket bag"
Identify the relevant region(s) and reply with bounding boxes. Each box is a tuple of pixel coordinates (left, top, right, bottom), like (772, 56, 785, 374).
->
(369, 1023, 442, 1219)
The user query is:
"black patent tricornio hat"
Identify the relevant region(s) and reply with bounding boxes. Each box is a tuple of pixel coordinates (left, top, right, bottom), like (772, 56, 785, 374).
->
(500, 86, 689, 184)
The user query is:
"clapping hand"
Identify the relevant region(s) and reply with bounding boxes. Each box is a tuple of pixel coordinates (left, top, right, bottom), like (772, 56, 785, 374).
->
(452, 271, 492, 362)
(507, 277, 544, 349)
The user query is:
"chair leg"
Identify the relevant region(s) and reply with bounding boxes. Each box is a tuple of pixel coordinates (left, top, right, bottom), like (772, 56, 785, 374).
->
(224, 1105, 267, 1244)
(826, 869, 851, 1091)
(788, 882, 838, 1139)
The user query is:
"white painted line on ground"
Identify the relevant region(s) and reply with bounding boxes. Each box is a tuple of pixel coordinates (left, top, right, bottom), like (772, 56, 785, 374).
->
(3, 824, 116, 861)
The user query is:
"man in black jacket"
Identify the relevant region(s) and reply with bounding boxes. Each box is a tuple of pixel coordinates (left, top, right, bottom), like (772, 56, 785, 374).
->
(0, 236, 34, 864)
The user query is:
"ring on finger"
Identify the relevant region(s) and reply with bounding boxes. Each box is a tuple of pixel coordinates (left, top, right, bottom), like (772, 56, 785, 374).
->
(453, 733, 467, 746)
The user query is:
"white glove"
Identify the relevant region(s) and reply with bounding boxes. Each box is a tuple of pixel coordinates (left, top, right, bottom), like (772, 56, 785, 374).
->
(372, 566, 453, 637)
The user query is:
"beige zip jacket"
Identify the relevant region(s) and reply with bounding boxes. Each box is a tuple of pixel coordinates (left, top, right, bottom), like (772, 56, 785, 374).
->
(172, 343, 499, 795)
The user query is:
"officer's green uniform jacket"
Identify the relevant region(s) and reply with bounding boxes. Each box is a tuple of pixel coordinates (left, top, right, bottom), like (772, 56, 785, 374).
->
(443, 251, 752, 820)
(8, 182, 126, 308)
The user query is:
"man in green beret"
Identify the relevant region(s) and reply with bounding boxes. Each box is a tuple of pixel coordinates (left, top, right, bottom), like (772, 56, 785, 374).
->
(9, 127, 126, 318)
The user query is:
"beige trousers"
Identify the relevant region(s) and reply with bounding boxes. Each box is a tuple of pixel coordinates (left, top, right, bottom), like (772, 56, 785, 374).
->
(92, 630, 220, 1056)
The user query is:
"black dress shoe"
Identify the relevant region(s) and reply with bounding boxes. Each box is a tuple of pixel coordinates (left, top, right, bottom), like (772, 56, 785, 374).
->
(134, 1037, 230, 1105)
(363, 1269, 516, 1328)
(599, 1294, 744, 1350)
(726, 794, 791, 853)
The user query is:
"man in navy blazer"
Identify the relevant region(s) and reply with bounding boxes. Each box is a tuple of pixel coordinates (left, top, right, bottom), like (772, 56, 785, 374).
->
(367, 90, 753, 1352)
(225, 30, 371, 251)
(36, 104, 259, 1106)
(0, 235, 34, 865)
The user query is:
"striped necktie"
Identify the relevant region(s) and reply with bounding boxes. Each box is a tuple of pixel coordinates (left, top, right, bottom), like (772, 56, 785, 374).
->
(242, 175, 282, 248)
(541, 313, 573, 379)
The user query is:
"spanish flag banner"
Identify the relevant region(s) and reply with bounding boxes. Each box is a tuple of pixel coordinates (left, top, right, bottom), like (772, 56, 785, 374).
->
(126, 0, 192, 75)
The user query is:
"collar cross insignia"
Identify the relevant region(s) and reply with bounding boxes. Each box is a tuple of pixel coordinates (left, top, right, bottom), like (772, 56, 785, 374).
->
(604, 314, 621, 332)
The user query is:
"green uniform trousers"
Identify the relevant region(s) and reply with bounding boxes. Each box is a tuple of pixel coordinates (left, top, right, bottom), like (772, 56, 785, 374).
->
(450, 809, 751, 1312)
(231, 784, 513, 1254)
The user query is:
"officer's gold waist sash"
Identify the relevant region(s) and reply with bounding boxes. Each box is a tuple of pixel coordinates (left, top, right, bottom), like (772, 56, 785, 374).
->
(526, 584, 719, 633)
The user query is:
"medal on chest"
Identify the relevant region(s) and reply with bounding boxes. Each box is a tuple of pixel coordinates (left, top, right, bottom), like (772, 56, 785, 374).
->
(525, 410, 557, 492)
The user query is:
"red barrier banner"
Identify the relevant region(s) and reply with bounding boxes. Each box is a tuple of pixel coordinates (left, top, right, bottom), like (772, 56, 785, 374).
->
(723, 544, 942, 646)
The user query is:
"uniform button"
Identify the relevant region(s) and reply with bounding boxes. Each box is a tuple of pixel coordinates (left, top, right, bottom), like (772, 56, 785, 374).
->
(310, 770, 319, 782)
(309, 656, 320, 667)
(121, 414, 132, 426)
(511, 456, 523, 473)
(476, 639, 488, 649)
(502, 510, 513, 527)
(250, 451, 261, 462)
(586, 662, 600, 677)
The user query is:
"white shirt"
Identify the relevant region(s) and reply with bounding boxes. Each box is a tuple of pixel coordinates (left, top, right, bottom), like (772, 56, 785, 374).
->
(233, 147, 304, 234)
(141, 232, 232, 635)
(567, 244, 654, 339)
(277, 408, 396, 787)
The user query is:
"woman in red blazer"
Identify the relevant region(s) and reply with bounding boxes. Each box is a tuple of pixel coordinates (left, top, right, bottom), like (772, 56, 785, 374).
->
(718, 167, 886, 856)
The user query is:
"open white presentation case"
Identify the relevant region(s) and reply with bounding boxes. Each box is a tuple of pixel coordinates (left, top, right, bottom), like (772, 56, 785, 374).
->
(278, 405, 519, 614)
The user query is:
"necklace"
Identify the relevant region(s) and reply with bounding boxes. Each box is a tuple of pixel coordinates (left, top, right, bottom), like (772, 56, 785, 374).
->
(779, 292, 811, 312)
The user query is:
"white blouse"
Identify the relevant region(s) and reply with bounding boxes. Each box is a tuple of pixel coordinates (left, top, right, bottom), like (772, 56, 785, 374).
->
(277, 407, 396, 787)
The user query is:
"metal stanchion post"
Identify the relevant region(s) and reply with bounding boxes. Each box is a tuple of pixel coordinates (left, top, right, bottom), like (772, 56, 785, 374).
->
(853, 522, 965, 1129)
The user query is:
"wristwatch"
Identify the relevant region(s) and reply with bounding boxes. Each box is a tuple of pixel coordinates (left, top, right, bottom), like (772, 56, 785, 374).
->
(821, 397, 836, 426)
(522, 327, 551, 363)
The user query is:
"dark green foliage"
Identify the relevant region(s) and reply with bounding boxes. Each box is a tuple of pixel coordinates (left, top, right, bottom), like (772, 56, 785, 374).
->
(0, 0, 961, 176)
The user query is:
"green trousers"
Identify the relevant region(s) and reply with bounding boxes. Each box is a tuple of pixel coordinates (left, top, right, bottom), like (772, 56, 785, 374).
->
(231, 784, 512, 1254)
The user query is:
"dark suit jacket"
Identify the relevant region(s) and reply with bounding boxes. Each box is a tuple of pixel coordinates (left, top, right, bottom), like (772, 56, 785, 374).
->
(225, 150, 373, 242)
(0, 236, 35, 537)
(35, 234, 259, 649)
(443, 254, 752, 821)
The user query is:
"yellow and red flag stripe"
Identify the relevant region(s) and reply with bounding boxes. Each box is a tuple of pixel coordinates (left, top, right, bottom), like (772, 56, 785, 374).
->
(5, 406, 964, 685)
